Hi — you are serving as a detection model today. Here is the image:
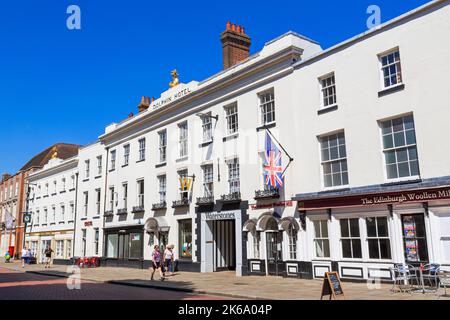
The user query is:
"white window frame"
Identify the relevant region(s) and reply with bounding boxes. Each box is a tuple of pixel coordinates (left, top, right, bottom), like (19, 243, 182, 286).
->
(202, 164, 214, 197)
(201, 114, 213, 143)
(379, 48, 403, 89)
(258, 90, 275, 125)
(158, 175, 167, 203)
(96, 189, 101, 215)
(313, 219, 331, 259)
(122, 183, 128, 209)
(158, 130, 167, 164)
(137, 180, 145, 207)
(339, 218, 363, 260)
(110, 150, 117, 170)
(178, 122, 188, 159)
(85, 160, 90, 179)
(97, 156, 102, 176)
(83, 192, 89, 217)
(365, 216, 392, 261)
(138, 138, 146, 161)
(123, 145, 130, 166)
(380, 114, 420, 181)
(319, 73, 337, 108)
(227, 158, 240, 194)
(319, 131, 349, 189)
(224, 103, 238, 136)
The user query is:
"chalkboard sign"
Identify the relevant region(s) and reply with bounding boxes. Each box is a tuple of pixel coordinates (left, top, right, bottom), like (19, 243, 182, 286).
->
(320, 272, 346, 300)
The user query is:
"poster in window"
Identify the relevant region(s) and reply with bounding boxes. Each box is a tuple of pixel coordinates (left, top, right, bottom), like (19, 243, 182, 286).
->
(131, 234, 141, 241)
(403, 218, 416, 238)
(405, 239, 419, 262)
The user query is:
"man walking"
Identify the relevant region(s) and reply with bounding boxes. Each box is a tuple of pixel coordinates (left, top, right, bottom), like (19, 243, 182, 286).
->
(44, 246, 54, 269)
(21, 247, 29, 268)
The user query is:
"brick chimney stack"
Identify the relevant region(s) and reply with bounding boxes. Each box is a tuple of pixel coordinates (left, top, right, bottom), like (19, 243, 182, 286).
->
(221, 22, 251, 70)
(138, 96, 151, 113)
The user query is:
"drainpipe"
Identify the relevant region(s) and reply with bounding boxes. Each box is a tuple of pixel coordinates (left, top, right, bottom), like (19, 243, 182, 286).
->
(72, 172, 79, 261)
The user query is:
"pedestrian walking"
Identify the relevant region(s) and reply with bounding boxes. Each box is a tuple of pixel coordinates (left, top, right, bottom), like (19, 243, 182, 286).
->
(164, 245, 175, 276)
(21, 248, 28, 268)
(44, 246, 54, 269)
(150, 245, 166, 281)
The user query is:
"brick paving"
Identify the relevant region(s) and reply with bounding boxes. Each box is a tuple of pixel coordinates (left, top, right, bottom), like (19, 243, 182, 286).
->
(0, 266, 231, 300)
(1, 260, 449, 300)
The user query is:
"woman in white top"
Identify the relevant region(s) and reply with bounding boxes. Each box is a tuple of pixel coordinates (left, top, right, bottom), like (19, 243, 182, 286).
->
(164, 245, 174, 275)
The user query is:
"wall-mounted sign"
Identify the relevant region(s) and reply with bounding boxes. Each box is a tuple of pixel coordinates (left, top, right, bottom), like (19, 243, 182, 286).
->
(297, 186, 450, 210)
(150, 82, 198, 112)
(204, 212, 236, 221)
(251, 201, 293, 210)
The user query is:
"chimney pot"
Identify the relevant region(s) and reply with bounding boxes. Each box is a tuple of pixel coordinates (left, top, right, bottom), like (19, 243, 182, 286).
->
(221, 22, 251, 70)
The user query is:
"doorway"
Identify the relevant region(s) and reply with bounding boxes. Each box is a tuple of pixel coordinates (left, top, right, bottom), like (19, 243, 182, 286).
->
(212, 220, 236, 271)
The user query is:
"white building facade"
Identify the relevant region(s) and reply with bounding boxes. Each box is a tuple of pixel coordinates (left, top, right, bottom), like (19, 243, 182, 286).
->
(25, 157, 78, 264)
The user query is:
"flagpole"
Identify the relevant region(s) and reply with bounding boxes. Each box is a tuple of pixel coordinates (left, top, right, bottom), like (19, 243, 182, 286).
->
(264, 126, 294, 179)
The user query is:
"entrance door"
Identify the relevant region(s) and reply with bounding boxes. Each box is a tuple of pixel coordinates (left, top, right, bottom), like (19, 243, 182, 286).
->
(213, 220, 236, 271)
(401, 214, 429, 264)
(266, 232, 282, 276)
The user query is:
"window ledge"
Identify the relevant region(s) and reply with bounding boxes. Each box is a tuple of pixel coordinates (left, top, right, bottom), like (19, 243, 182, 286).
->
(93, 215, 101, 220)
(60, 190, 66, 194)
(68, 188, 75, 192)
(155, 162, 167, 169)
(378, 83, 405, 97)
(95, 175, 102, 179)
(58, 221, 65, 224)
(318, 104, 338, 115)
(199, 140, 213, 148)
(381, 178, 422, 187)
(109, 169, 116, 173)
(223, 133, 239, 142)
(50, 223, 56, 226)
(136, 159, 146, 164)
(320, 186, 350, 194)
(68, 220, 74, 224)
(82, 179, 90, 183)
(256, 122, 276, 132)
(122, 164, 129, 168)
(80, 218, 88, 221)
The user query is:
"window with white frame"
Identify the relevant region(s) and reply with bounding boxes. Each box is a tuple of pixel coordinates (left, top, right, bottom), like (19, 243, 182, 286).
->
(94, 228, 99, 256)
(202, 165, 214, 197)
(158, 175, 166, 203)
(227, 158, 240, 194)
(35, 210, 40, 225)
(83, 192, 88, 217)
(320, 132, 348, 188)
(71, 175, 75, 189)
(109, 187, 115, 211)
(286, 223, 298, 260)
(202, 114, 213, 143)
(259, 90, 275, 125)
(123, 145, 130, 166)
(380, 49, 402, 89)
(313, 220, 330, 258)
(69, 203, 74, 221)
(61, 177, 66, 192)
(110, 150, 116, 170)
(138, 138, 146, 161)
(366, 216, 391, 259)
(60, 205, 65, 222)
(137, 180, 144, 208)
(252, 231, 260, 259)
(340, 218, 362, 259)
(158, 130, 167, 164)
(51, 206, 56, 223)
(56, 240, 64, 258)
(122, 183, 128, 209)
(178, 122, 188, 158)
(320, 73, 337, 108)
(96, 189, 101, 215)
(225, 104, 238, 135)
(66, 240, 72, 259)
(85, 160, 90, 179)
(53, 181, 57, 194)
(81, 229, 87, 257)
(381, 115, 419, 180)
(97, 156, 102, 176)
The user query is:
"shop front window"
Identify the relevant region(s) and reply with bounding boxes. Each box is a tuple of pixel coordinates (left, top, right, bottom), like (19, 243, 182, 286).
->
(179, 219, 192, 259)
(340, 218, 362, 259)
(402, 214, 429, 263)
(252, 230, 260, 260)
(314, 220, 330, 258)
(129, 233, 143, 259)
(107, 234, 119, 258)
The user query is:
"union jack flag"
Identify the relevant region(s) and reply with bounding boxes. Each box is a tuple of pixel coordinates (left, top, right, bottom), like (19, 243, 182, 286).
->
(263, 132, 284, 188)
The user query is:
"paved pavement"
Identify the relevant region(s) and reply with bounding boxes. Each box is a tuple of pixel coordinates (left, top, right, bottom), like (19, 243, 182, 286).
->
(0, 267, 232, 300)
(1, 261, 449, 300)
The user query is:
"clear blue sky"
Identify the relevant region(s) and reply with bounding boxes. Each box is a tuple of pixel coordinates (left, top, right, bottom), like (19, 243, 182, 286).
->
(0, 0, 430, 174)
